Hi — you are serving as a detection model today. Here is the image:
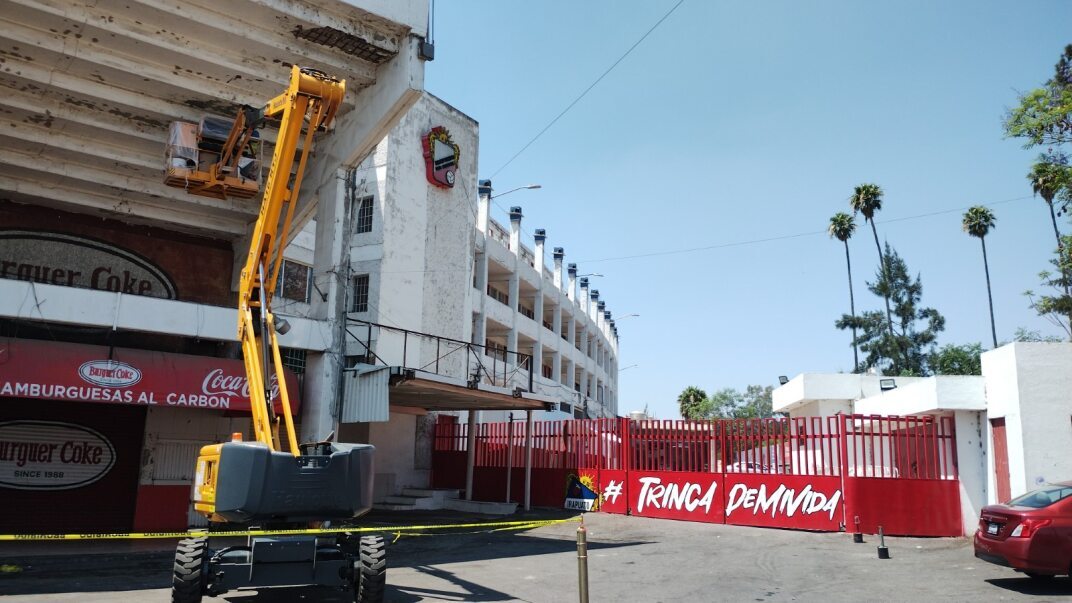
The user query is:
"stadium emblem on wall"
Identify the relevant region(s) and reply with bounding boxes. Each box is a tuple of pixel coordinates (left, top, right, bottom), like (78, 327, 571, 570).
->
(421, 126, 460, 188)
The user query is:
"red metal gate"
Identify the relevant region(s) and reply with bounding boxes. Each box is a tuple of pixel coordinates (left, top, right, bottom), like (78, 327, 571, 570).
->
(431, 414, 962, 537)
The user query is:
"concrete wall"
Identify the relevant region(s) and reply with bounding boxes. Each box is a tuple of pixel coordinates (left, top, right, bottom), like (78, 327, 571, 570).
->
(368, 411, 430, 501)
(982, 342, 1072, 502)
(953, 410, 987, 536)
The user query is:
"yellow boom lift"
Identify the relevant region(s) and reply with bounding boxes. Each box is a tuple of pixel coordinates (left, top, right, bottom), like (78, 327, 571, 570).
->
(163, 66, 383, 603)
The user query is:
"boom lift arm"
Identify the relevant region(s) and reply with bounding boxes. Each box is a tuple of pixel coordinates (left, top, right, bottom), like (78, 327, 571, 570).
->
(235, 66, 343, 456)
(166, 66, 384, 603)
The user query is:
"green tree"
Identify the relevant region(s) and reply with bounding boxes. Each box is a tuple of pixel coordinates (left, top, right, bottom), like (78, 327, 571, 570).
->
(1004, 44, 1072, 148)
(1012, 327, 1064, 343)
(962, 206, 998, 348)
(1025, 239, 1072, 340)
(930, 343, 982, 376)
(849, 183, 896, 343)
(677, 386, 709, 420)
(828, 212, 859, 370)
(836, 245, 945, 375)
(1006, 44, 1072, 339)
(708, 385, 779, 419)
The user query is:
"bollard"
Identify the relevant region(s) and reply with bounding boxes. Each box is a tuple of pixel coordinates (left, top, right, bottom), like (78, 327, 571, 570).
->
(877, 526, 890, 559)
(852, 516, 864, 543)
(577, 518, 589, 603)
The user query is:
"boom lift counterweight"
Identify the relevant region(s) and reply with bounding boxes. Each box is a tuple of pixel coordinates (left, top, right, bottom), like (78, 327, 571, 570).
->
(164, 66, 384, 603)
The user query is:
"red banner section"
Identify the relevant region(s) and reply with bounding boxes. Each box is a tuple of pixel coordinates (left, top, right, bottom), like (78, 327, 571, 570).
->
(723, 474, 844, 531)
(844, 478, 962, 537)
(626, 470, 725, 524)
(0, 338, 299, 414)
(590, 469, 629, 515)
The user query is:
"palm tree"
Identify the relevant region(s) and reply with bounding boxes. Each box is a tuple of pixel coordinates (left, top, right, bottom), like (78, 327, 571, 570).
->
(849, 183, 895, 340)
(828, 212, 859, 371)
(963, 206, 998, 348)
(1028, 159, 1071, 297)
(1028, 159, 1069, 249)
(676, 386, 708, 420)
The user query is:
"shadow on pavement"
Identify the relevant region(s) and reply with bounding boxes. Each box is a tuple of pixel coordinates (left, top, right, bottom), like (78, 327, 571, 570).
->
(985, 577, 1072, 596)
(0, 521, 647, 598)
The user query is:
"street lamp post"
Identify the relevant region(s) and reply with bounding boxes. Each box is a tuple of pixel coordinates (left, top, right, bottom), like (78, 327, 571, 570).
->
(490, 184, 541, 199)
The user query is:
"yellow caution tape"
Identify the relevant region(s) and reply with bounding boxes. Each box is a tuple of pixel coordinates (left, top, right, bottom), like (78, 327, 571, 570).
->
(0, 517, 581, 541)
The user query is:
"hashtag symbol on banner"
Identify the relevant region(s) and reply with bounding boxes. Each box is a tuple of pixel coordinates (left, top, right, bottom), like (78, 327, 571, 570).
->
(603, 480, 623, 504)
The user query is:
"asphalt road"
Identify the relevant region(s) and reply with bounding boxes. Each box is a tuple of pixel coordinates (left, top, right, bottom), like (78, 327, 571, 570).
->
(1, 512, 1070, 602)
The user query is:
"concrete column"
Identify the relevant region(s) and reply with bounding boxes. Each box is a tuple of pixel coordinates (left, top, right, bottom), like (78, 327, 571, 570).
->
(301, 169, 347, 443)
(509, 206, 522, 256)
(473, 250, 487, 348)
(465, 410, 479, 501)
(532, 292, 544, 381)
(553, 247, 564, 290)
(552, 289, 562, 384)
(534, 229, 546, 273)
(590, 290, 600, 323)
(508, 207, 522, 366)
(579, 278, 589, 317)
(567, 263, 577, 301)
(477, 179, 492, 234)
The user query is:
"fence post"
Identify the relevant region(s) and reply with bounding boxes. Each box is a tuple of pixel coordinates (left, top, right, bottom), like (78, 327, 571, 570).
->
(465, 411, 478, 501)
(506, 415, 514, 503)
(839, 413, 851, 532)
(524, 410, 533, 511)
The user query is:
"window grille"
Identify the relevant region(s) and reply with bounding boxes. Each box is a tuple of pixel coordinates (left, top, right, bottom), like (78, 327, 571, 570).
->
(280, 347, 307, 375)
(352, 195, 374, 234)
(351, 274, 370, 313)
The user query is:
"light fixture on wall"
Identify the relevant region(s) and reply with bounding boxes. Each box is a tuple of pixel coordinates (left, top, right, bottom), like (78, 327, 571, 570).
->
(778, 375, 789, 385)
(880, 378, 897, 391)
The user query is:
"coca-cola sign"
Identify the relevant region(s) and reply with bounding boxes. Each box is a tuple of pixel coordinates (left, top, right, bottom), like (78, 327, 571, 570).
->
(78, 360, 142, 388)
(0, 421, 116, 490)
(201, 368, 280, 400)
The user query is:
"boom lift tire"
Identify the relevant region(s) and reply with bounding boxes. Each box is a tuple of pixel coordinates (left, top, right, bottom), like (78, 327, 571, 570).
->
(354, 535, 386, 603)
(171, 537, 208, 603)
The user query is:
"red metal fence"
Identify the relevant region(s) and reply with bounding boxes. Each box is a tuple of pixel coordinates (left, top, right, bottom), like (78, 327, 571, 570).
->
(431, 414, 962, 536)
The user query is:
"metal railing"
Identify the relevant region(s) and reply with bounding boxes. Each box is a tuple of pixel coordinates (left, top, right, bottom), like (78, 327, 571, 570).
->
(346, 318, 534, 393)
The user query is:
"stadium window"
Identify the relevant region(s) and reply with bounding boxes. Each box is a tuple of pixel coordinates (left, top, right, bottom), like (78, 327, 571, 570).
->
(351, 274, 370, 313)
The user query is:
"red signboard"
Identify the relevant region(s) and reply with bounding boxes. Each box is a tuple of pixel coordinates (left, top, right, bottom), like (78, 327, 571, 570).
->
(0, 338, 299, 414)
(627, 471, 725, 524)
(723, 474, 844, 531)
(590, 469, 629, 515)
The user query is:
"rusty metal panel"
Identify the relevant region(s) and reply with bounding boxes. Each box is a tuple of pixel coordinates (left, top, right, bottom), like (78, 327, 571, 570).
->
(341, 364, 390, 423)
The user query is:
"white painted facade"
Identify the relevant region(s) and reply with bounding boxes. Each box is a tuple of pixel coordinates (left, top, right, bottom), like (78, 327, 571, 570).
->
(981, 343, 1072, 500)
(773, 342, 1072, 536)
(271, 93, 622, 498)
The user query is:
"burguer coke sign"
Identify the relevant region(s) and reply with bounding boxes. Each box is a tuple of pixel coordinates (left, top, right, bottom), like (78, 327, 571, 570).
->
(0, 421, 116, 490)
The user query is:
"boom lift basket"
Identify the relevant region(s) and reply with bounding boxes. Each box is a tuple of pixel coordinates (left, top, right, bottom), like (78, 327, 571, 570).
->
(210, 441, 374, 523)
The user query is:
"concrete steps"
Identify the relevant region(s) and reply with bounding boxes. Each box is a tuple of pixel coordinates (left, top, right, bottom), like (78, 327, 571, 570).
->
(372, 488, 516, 515)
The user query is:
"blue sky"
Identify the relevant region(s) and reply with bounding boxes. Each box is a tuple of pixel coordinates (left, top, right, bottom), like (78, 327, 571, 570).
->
(424, 0, 1072, 420)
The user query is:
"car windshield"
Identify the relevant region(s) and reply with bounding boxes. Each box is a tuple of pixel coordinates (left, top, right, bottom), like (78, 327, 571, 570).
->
(1007, 484, 1072, 509)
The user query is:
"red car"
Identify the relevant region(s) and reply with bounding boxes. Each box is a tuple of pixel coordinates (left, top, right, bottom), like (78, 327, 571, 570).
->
(974, 481, 1072, 578)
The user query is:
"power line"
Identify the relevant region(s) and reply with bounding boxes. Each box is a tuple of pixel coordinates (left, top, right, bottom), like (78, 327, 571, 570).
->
(365, 194, 1034, 275)
(576, 195, 1033, 265)
(488, 0, 687, 179)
